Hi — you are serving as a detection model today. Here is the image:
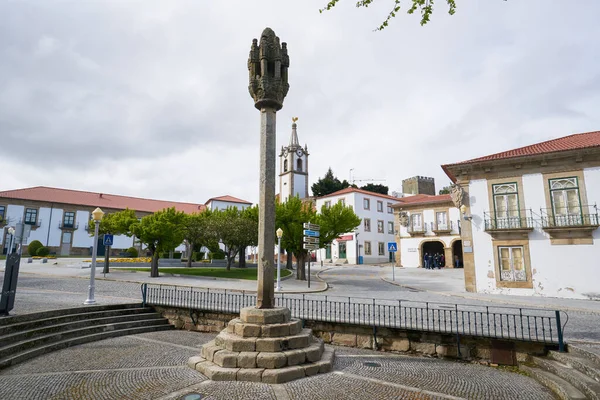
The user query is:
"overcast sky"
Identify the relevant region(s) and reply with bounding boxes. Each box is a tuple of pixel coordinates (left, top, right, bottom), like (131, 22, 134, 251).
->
(1, 0, 599, 205)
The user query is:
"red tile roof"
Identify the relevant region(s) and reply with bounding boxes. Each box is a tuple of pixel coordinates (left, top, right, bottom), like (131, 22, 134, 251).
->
(392, 194, 452, 207)
(317, 187, 403, 202)
(0, 186, 206, 214)
(447, 130, 600, 166)
(204, 195, 252, 205)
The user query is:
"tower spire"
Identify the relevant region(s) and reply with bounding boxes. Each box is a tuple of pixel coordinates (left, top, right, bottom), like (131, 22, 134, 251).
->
(289, 117, 299, 147)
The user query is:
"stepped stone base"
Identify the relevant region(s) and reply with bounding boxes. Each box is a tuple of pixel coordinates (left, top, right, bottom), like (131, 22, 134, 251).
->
(188, 306, 335, 383)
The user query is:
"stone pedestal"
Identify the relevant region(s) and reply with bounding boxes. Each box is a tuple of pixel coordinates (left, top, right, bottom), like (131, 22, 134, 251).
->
(188, 307, 335, 383)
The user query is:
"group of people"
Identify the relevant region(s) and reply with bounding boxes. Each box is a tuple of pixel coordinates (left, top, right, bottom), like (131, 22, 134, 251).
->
(423, 252, 445, 269)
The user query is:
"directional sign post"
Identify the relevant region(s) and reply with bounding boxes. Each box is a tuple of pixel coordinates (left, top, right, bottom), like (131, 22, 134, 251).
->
(303, 223, 320, 288)
(388, 242, 397, 281)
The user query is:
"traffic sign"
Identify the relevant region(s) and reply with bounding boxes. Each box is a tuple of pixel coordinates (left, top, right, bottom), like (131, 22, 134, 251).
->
(303, 243, 319, 250)
(303, 230, 320, 237)
(303, 223, 320, 231)
(304, 237, 319, 244)
(103, 234, 114, 246)
(387, 242, 398, 252)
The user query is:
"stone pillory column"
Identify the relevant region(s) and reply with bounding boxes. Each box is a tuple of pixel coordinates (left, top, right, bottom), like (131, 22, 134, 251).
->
(188, 29, 334, 383)
(248, 27, 289, 309)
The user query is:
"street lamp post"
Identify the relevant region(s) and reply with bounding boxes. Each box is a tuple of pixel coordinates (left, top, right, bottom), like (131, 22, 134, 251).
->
(85, 207, 104, 305)
(354, 229, 360, 265)
(275, 228, 283, 292)
(7, 227, 15, 254)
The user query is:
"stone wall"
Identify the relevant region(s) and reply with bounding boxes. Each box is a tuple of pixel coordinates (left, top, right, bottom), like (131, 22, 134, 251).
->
(155, 306, 553, 365)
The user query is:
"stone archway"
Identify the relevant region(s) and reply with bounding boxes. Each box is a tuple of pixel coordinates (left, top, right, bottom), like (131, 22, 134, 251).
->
(452, 239, 463, 268)
(419, 240, 446, 269)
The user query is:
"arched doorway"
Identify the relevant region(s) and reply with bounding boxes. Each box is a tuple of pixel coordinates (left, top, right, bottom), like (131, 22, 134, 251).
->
(421, 240, 445, 269)
(452, 240, 463, 268)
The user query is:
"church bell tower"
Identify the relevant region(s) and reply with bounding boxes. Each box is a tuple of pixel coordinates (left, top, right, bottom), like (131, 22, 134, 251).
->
(279, 117, 309, 202)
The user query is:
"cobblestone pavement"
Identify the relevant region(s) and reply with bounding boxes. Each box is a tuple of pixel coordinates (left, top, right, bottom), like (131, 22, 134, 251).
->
(0, 330, 556, 400)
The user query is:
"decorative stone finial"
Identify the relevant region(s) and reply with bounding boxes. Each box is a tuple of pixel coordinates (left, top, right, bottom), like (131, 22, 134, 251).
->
(248, 27, 290, 111)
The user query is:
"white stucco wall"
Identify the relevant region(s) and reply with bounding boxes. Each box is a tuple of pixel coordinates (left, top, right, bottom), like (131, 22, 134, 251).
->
(73, 211, 91, 247)
(47, 208, 63, 247)
(293, 174, 306, 199)
(467, 179, 496, 293)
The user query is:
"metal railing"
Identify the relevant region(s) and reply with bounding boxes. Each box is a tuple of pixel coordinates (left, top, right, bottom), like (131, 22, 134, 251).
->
(431, 220, 460, 233)
(141, 283, 566, 350)
(407, 225, 426, 234)
(484, 209, 536, 231)
(59, 222, 79, 229)
(540, 205, 599, 228)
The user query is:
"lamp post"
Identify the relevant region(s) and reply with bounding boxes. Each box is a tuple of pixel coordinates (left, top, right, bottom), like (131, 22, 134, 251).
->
(354, 228, 360, 265)
(84, 207, 104, 305)
(275, 228, 283, 292)
(7, 227, 15, 254)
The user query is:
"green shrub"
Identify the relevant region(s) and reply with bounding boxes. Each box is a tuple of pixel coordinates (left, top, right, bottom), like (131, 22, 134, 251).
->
(193, 252, 205, 261)
(36, 246, 50, 257)
(126, 247, 138, 257)
(210, 249, 226, 260)
(173, 252, 182, 260)
(28, 240, 43, 257)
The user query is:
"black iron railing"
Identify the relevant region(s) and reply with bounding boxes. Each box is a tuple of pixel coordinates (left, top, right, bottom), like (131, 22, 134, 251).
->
(484, 209, 536, 231)
(141, 283, 566, 350)
(431, 220, 460, 233)
(540, 205, 599, 228)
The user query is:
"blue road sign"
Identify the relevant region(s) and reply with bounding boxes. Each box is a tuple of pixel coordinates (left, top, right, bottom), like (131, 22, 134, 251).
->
(303, 230, 320, 237)
(103, 234, 114, 246)
(387, 242, 398, 252)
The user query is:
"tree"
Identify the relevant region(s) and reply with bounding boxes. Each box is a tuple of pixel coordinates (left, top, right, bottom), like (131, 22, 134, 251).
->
(439, 184, 452, 194)
(88, 208, 138, 273)
(181, 210, 219, 268)
(311, 167, 350, 197)
(320, 0, 457, 29)
(276, 196, 317, 280)
(131, 207, 186, 277)
(238, 206, 259, 268)
(360, 183, 389, 195)
(316, 202, 362, 248)
(212, 207, 258, 271)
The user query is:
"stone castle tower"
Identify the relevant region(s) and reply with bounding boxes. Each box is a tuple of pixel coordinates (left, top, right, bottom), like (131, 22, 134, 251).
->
(402, 176, 436, 196)
(279, 118, 309, 202)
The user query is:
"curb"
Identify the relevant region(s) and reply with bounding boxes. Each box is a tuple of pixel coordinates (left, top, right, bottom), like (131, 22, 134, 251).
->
(380, 275, 600, 315)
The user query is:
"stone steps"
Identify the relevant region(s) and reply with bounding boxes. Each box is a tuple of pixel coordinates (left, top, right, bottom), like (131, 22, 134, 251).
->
(0, 304, 173, 370)
(520, 365, 587, 400)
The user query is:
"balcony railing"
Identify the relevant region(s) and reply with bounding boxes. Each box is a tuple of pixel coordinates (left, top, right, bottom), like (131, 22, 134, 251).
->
(540, 205, 599, 228)
(59, 221, 79, 230)
(407, 225, 426, 235)
(22, 219, 42, 228)
(431, 220, 460, 234)
(484, 210, 536, 231)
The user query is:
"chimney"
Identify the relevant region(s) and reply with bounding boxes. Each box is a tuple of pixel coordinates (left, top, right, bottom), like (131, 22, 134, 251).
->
(99, 193, 103, 198)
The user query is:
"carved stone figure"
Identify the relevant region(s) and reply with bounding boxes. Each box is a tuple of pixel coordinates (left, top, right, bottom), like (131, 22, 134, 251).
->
(450, 184, 465, 208)
(398, 211, 409, 227)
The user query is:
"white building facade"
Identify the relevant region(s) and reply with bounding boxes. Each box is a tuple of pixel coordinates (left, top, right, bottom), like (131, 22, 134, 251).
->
(442, 130, 600, 300)
(392, 194, 463, 269)
(315, 188, 399, 265)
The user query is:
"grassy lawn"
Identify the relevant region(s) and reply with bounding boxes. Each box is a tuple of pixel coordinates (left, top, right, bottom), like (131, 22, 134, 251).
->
(121, 267, 293, 280)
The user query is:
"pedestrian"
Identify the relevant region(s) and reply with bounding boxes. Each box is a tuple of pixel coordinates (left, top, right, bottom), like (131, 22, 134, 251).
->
(440, 254, 445, 268)
(423, 252, 429, 269)
(454, 255, 459, 268)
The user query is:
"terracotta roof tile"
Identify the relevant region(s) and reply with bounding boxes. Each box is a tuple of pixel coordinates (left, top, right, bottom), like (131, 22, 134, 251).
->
(392, 194, 452, 207)
(317, 187, 403, 202)
(205, 195, 253, 205)
(0, 186, 206, 214)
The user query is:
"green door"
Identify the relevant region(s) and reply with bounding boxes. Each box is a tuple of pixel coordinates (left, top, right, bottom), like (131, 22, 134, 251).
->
(325, 245, 331, 259)
(339, 242, 347, 259)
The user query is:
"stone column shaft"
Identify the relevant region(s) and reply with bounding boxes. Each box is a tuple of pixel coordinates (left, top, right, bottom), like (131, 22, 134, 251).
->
(257, 107, 276, 309)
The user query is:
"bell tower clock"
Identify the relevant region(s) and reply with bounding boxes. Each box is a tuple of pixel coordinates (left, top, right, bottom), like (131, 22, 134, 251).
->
(279, 117, 309, 202)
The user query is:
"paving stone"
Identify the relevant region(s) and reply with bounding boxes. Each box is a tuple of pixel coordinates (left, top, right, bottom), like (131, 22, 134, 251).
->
(215, 331, 257, 352)
(203, 365, 240, 381)
(226, 319, 239, 334)
(238, 351, 259, 369)
(302, 362, 321, 376)
(261, 322, 290, 337)
(287, 319, 303, 335)
(284, 349, 306, 366)
(286, 329, 312, 349)
(240, 307, 291, 325)
(256, 352, 287, 369)
(304, 342, 324, 363)
(201, 341, 222, 361)
(234, 322, 262, 338)
(236, 368, 265, 383)
(213, 349, 239, 368)
(256, 337, 283, 352)
(187, 355, 205, 369)
(262, 365, 305, 384)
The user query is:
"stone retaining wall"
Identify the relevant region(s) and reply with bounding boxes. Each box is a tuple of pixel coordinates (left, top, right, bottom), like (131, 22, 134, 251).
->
(154, 306, 553, 365)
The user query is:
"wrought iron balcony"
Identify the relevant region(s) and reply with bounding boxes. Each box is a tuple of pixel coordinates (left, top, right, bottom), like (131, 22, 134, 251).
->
(22, 219, 42, 228)
(431, 220, 460, 235)
(483, 210, 535, 239)
(59, 221, 79, 230)
(407, 225, 426, 236)
(540, 205, 599, 228)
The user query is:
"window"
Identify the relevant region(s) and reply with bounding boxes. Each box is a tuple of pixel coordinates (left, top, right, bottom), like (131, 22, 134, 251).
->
(411, 213, 422, 229)
(388, 221, 394, 234)
(339, 198, 345, 207)
(363, 198, 370, 210)
(0, 206, 5, 221)
(493, 183, 520, 228)
(283, 159, 288, 172)
(377, 201, 383, 212)
(387, 203, 393, 214)
(498, 246, 526, 282)
(364, 241, 372, 255)
(377, 220, 384, 233)
(297, 159, 303, 171)
(549, 177, 582, 225)
(364, 218, 371, 232)
(324, 201, 331, 208)
(378, 242, 385, 255)
(63, 212, 75, 228)
(435, 211, 448, 230)
(24, 208, 38, 225)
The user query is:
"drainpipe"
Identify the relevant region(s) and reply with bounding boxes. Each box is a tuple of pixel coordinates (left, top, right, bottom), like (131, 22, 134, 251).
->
(46, 203, 54, 246)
